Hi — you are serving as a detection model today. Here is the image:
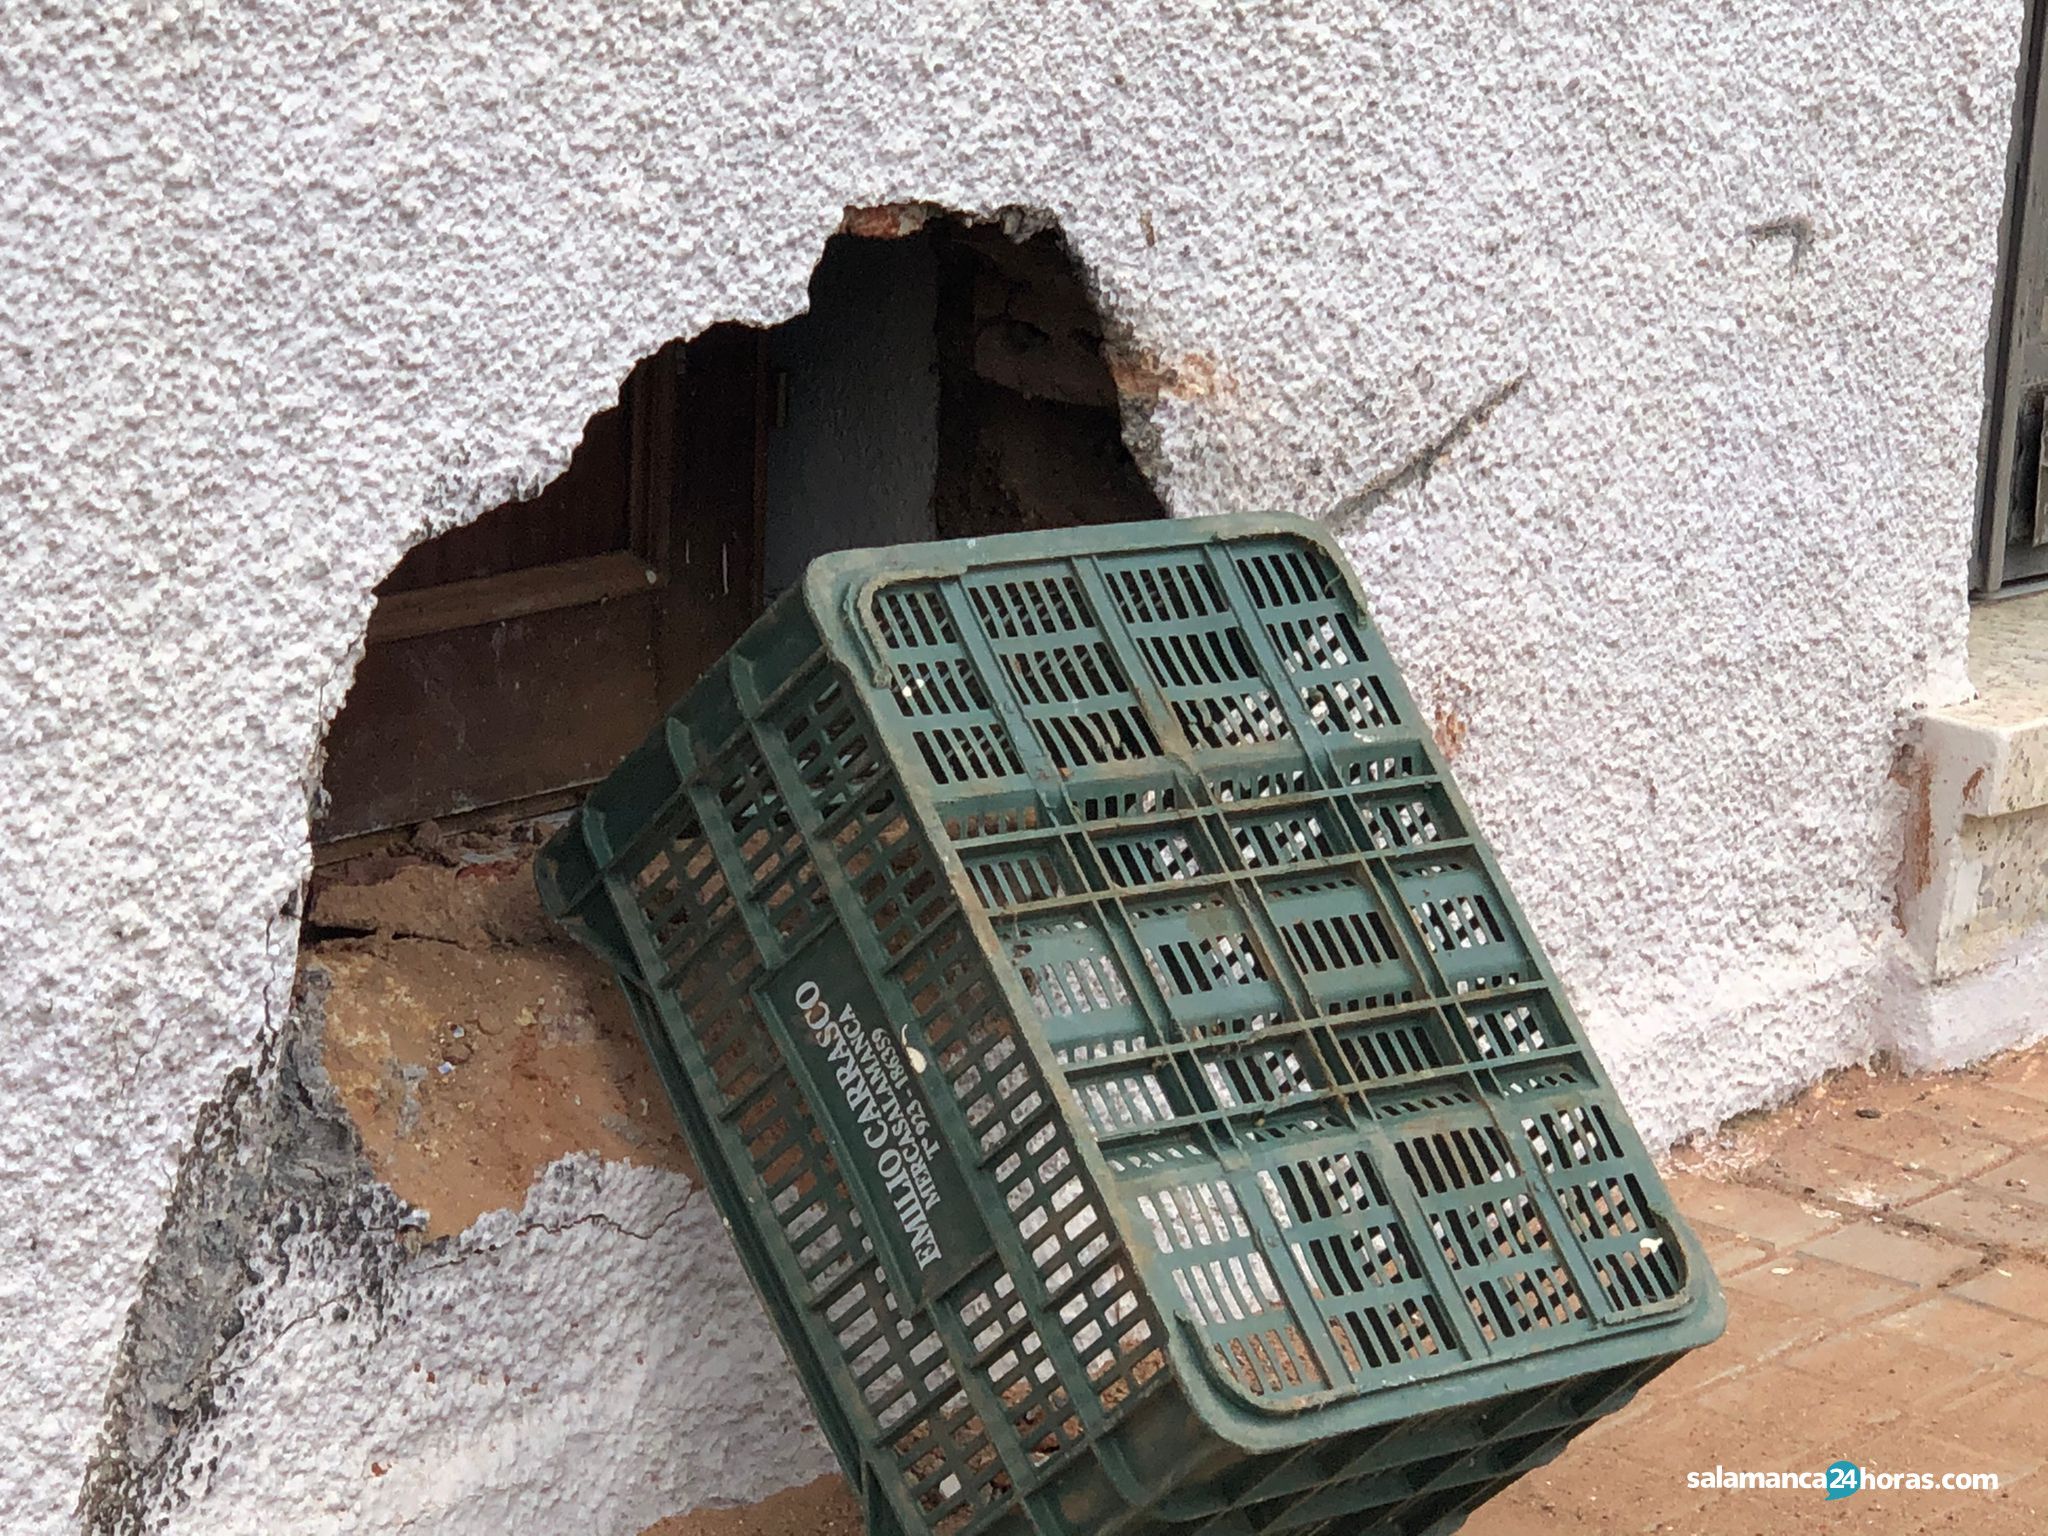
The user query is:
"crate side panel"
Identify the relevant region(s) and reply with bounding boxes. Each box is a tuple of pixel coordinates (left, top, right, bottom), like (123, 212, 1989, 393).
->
(842, 524, 1718, 1440)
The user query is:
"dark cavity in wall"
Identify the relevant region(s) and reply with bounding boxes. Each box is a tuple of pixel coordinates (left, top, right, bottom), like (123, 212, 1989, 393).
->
(927, 217, 1168, 540)
(313, 206, 1165, 843)
(295, 202, 1166, 1261)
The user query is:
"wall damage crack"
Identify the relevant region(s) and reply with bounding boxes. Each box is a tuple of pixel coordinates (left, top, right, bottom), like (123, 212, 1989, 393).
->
(412, 1199, 698, 1280)
(510, 1202, 695, 1245)
(1330, 371, 1528, 529)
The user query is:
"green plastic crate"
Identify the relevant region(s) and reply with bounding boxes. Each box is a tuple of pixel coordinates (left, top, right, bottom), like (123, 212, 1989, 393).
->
(537, 513, 1724, 1536)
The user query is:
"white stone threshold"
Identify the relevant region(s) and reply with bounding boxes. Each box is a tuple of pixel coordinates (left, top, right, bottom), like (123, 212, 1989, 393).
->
(1894, 590, 2048, 1065)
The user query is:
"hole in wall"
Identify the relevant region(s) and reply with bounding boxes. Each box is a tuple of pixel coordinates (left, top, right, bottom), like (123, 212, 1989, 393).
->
(296, 208, 1169, 1236)
(318, 208, 1166, 843)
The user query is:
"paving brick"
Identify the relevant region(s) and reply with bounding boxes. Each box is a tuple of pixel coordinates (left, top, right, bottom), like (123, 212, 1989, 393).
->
(1661, 1175, 1844, 1251)
(1778, 1326, 1990, 1408)
(1950, 1259, 2048, 1321)
(1826, 1424, 2019, 1497)
(1742, 1137, 1943, 1211)
(1968, 1491, 2048, 1536)
(1456, 1484, 1582, 1535)
(1463, 1051, 2048, 1531)
(1695, 1365, 1907, 1453)
(1482, 1441, 1720, 1536)
(1699, 1481, 1977, 1534)
(1641, 1336, 1748, 1402)
(1665, 1480, 1823, 1534)
(1683, 1218, 1771, 1274)
(1720, 1284, 1838, 1352)
(1924, 1374, 2048, 1472)
(1655, 1444, 1966, 1534)
(1980, 1473, 2048, 1531)
(1469, 1427, 1714, 1533)
(1915, 1075, 2048, 1148)
(1814, 1486, 2017, 1535)
(1650, 1291, 1823, 1399)
(1462, 1461, 1665, 1534)
(1616, 1403, 1816, 1485)
(1816, 1068, 1945, 1119)
(1796, 1219, 1982, 1288)
(1904, 1182, 2048, 1258)
(1978, 1147, 2048, 1198)
(1826, 1109, 2012, 1184)
(1723, 1254, 1916, 1326)
(1874, 1295, 2048, 1369)
(1983, 1050, 2048, 1106)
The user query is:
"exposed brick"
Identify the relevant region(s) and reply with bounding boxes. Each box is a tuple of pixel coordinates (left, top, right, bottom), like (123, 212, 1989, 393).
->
(837, 203, 930, 240)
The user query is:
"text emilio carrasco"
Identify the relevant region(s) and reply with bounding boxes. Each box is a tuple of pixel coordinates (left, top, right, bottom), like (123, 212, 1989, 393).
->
(795, 979, 948, 1271)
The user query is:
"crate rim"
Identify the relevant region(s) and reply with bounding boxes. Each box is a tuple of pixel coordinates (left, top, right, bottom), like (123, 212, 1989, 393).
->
(816, 513, 1726, 1450)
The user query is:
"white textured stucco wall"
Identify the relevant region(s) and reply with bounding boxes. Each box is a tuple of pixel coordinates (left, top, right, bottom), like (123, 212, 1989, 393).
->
(0, 2, 2022, 1532)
